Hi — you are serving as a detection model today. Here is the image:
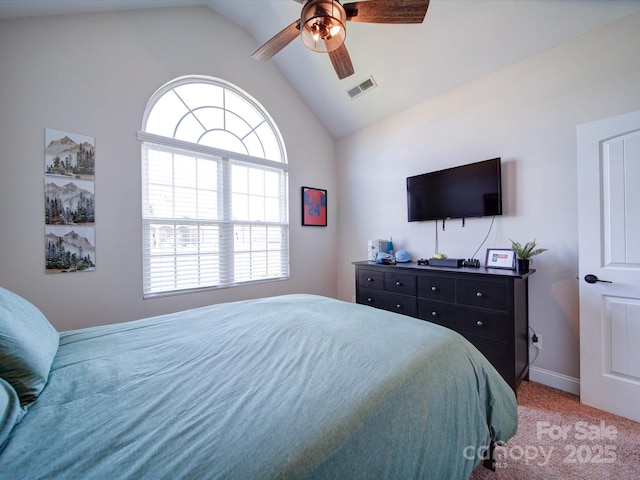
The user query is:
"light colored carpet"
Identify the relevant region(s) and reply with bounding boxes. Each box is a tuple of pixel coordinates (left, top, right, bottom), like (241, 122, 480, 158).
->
(469, 381, 640, 479)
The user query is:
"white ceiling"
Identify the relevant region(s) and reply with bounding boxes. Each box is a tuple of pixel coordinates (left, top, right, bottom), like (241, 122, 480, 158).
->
(2, 0, 640, 138)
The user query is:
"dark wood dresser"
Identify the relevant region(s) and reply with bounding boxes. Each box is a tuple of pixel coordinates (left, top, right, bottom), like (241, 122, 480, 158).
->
(353, 261, 534, 391)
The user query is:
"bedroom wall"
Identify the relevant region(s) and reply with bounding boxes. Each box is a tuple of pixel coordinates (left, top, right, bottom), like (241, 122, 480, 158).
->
(0, 6, 338, 330)
(335, 12, 640, 392)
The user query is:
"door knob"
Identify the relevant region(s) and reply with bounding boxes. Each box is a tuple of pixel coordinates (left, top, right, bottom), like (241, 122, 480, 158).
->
(584, 274, 612, 284)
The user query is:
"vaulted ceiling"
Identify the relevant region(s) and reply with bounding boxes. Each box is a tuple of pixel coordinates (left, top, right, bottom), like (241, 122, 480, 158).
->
(2, 0, 639, 138)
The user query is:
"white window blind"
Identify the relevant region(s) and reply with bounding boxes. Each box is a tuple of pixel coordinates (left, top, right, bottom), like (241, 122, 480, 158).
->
(139, 77, 289, 297)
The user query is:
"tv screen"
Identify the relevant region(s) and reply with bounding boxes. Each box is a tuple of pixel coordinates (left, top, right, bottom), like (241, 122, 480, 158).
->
(407, 158, 502, 222)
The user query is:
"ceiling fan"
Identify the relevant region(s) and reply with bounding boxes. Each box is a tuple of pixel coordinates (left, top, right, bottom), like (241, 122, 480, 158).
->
(251, 0, 431, 80)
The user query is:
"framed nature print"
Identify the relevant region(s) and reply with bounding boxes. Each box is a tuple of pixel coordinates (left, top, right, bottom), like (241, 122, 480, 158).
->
(301, 186, 327, 226)
(44, 128, 96, 273)
(485, 248, 515, 269)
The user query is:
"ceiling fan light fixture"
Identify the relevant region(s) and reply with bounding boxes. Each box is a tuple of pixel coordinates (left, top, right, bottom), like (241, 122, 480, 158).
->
(301, 0, 346, 53)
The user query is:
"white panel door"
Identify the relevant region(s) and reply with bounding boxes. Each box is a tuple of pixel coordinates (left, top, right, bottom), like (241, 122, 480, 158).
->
(577, 110, 640, 423)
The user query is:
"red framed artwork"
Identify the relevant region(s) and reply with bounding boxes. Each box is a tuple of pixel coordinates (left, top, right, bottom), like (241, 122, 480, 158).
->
(301, 186, 327, 226)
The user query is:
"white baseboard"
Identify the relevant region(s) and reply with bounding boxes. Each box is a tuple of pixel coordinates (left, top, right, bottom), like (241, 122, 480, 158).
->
(529, 366, 580, 396)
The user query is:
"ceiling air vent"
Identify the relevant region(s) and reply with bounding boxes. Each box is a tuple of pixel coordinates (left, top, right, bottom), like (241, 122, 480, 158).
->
(347, 76, 377, 100)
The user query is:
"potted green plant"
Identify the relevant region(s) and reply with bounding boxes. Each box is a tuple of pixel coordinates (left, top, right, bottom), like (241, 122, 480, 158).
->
(510, 239, 547, 274)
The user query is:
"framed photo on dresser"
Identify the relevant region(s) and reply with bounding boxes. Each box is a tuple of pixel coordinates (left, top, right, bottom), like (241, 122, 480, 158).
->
(485, 248, 515, 269)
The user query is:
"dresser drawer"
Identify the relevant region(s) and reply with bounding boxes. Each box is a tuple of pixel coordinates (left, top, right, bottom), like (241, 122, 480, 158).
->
(456, 279, 507, 311)
(418, 300, 508, 343)
(358, 269, 384, 290)
(460, 334, 512, 383)
(384, 272, 417, 296)
(358, 288, 417, 317)
(417, 275, 455, 303)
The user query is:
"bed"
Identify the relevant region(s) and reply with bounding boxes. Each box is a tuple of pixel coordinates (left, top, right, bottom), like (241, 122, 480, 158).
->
(0, 287, 517, 479)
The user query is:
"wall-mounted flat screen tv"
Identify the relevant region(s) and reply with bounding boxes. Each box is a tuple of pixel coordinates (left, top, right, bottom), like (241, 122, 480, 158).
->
(407, 158, 502, 222)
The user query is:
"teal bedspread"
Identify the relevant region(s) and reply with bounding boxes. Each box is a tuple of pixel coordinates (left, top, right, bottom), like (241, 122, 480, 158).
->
(0, 294, 517, 479)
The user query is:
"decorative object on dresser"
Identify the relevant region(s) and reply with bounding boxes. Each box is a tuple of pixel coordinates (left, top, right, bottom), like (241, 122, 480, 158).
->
(367, 239, 387, 260)
(354, 261, 534, 391)
(485, 248, 516, 270)
(510, 239, 547, 274)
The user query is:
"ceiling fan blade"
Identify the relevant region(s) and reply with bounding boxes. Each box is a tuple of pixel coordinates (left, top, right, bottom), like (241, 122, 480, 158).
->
(251, 19, 301, 62)
(328, 43, 355, 80)
(344, 0, 430, 24)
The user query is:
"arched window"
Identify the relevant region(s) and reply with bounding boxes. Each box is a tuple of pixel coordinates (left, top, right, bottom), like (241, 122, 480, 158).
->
(138, 76, 289, 297)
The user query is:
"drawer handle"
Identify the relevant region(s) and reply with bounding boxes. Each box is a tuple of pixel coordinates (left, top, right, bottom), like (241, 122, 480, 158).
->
(431, 286, 437, 292)
(367, 277, 374, 282)
(476, 292, 483, 298)
(396, 281, 402, 286)
(476, 321, 483, 327)
(396, 304, 402, 309)
(367, 297, 373, 302)
(431, 311, 437, 317)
